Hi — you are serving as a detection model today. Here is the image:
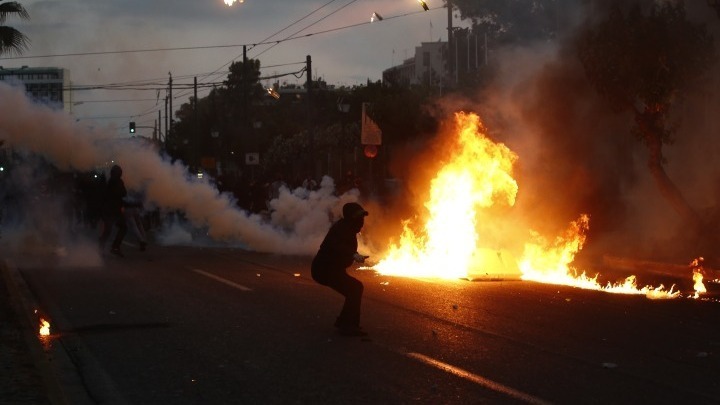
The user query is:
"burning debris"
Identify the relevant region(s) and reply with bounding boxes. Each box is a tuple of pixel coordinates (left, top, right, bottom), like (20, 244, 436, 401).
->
(691, 258, 708, 299)
(366, 112, 709, 300)
(39, 317, 50, 337)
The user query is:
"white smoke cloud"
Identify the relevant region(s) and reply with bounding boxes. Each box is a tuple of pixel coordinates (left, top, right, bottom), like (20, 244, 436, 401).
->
(0, 81, 358, 257)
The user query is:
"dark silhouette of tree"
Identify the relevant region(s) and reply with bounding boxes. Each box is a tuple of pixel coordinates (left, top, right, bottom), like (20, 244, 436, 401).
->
(576, 2, 716, 232)
(449, 0, 568, 44)
(170, 59, 264, 170)
(0, 1, 29, 56)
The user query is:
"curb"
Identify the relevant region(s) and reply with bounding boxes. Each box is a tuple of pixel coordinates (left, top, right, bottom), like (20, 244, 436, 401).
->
(0, 260, 97, 405)
(1, 259, 67, 404)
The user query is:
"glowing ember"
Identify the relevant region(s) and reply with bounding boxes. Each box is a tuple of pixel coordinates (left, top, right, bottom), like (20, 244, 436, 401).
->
(691, 258, 707, 299)
(39, 318, 50, 336)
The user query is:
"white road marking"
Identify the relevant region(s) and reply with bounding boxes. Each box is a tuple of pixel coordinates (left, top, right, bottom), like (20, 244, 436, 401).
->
(191, 268, 252, 292)
(406, 352, 552, 405)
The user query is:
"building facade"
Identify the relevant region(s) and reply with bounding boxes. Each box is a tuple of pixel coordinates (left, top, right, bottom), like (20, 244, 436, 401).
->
(0, 66, 71, 112)
(382, 42, 447, 88)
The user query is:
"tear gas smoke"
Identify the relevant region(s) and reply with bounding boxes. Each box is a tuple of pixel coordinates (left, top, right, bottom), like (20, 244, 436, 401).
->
(0, 81, 358, 259)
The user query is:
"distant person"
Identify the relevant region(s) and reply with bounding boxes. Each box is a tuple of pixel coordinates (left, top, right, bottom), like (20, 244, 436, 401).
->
(98, 165, 128, 257)
(311, 202, 370, 336)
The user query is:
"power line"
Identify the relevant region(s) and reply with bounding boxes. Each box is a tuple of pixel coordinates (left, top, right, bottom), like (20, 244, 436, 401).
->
(173, 0, 345, 101)
(72, 98, 158, 103)
(66, 66, 307, 92)
(0, 5, 442, 73)
(41, 4, 444, 121)
(253, 0, 360, 59)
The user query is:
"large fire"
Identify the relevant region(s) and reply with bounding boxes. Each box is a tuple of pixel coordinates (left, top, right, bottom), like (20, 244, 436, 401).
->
(370, 112, 691, 299)
(373, 112, 518, 279)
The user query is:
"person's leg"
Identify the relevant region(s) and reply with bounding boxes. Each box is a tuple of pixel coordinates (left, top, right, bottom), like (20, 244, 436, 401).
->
(111, 216, 127, 252)
(98, 216, 111, 251)
(134, 211, 147, 250)
(125, 209, 147, 250)
(327, 272, 364, 329)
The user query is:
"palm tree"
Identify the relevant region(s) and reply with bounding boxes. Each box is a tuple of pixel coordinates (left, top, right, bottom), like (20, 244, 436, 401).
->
(0, 1, 29, 56)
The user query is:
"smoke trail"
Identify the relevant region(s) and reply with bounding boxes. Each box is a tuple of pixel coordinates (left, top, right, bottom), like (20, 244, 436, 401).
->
(0, 81, 354, 255)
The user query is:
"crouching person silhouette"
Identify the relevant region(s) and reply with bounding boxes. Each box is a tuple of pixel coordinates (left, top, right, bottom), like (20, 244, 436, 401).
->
(312, 202, 370, 336)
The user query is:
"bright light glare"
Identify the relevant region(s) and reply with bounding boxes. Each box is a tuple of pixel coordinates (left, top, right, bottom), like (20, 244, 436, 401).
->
(224, 0, 244, 6)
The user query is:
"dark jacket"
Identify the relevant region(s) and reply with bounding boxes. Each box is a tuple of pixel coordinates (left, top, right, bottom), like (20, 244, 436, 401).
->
(102, 176, 127, 218)
(311, 217, 361, 282)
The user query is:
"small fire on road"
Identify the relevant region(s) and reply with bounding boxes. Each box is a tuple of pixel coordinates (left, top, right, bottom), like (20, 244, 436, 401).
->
(39, 317, 50, 337)
(368, 112, 707, 300)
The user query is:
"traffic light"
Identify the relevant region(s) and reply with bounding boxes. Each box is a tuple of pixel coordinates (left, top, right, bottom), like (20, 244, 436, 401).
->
(129, 121, 136, 133)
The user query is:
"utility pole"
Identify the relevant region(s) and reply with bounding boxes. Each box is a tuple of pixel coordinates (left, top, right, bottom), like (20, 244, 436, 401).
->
(306, 55, 314, 178)
(164, 96, 168, 146)
(447, 0, 454, 85)
(157, 110, 162, 143)
(194, 76, 199, 170)
(242, 45, 248, 165)
(168, 72, 173, 139)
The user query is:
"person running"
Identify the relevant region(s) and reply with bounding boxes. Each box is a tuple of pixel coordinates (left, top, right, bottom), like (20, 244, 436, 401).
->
(311, 202, 370, 336)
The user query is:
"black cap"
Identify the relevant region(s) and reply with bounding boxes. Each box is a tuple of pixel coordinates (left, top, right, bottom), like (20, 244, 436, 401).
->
(343, 202, 368, 219)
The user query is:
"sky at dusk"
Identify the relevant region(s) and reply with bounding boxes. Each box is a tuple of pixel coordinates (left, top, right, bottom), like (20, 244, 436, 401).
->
(1, 0, 467, 135)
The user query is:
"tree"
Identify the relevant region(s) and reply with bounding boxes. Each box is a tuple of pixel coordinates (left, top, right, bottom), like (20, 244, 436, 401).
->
(576, 2, 716, 232)
(0, 1, 29, 56)
(169, 59, 265, 171)
(449, 0, 565, 44)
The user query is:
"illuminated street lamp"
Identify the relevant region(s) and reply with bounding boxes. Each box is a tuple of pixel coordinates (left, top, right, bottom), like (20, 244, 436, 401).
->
(418, 0, 429, 11)
(223, 0, 244, 6)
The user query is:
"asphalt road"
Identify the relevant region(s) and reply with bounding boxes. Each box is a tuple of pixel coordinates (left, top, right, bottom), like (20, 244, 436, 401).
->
(5, 243, 720, 404)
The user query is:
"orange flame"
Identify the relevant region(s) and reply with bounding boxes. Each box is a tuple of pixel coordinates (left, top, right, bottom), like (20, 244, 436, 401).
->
(519, 215, 679, 298)
(39, 318, 50, 336)
(373, 112, 518, 279)
(691, 258, 707, 299)
(370, 112, 682, 299)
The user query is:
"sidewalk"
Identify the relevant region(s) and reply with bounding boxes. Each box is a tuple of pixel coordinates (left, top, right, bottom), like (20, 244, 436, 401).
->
(0, 260, 53, 404)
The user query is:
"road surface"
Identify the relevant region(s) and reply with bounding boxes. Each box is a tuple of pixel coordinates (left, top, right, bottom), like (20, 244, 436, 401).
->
(6, 244, 720, 404)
